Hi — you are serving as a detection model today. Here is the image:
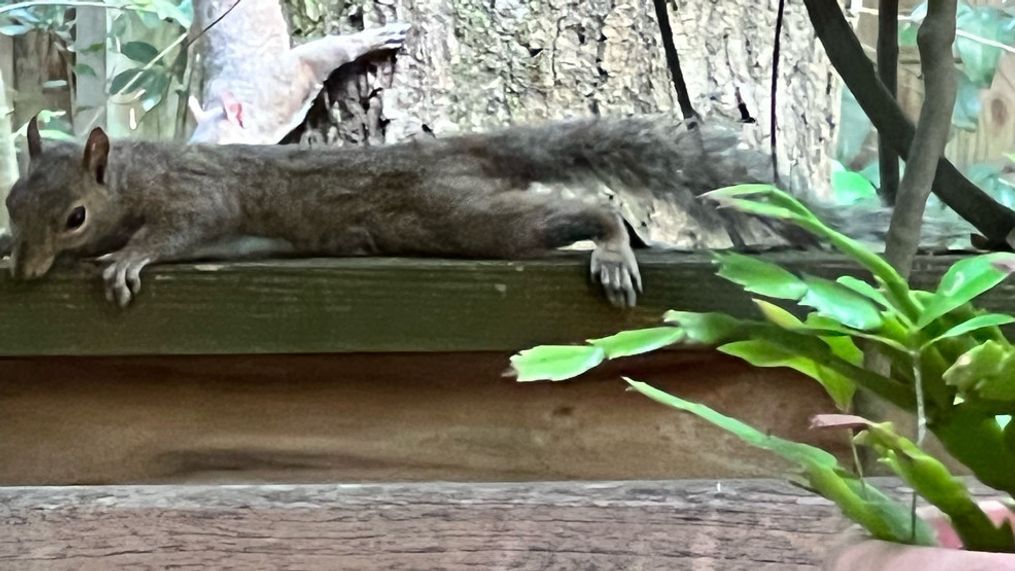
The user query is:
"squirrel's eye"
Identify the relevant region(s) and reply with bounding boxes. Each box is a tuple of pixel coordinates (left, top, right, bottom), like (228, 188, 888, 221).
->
(65, 206, 86, 230)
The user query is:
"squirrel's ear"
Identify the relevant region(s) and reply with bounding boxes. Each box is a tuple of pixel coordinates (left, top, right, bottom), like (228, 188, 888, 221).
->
(26, 115, 42, 160)
(82, 127, 110, 185)
(220, 91, 245, 128)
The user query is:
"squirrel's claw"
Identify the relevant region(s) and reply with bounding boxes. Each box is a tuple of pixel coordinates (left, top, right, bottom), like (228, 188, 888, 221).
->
(99, 251, 151, 308)
(590, 245, 640, 308)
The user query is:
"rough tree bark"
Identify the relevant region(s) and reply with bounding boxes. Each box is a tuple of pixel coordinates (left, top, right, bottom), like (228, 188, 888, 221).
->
(281, 0, 840, 203)
(883, 0, 958, 277)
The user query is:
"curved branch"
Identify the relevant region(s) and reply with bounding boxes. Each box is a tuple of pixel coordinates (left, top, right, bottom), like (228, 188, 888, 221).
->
(884, 0, 959, 277)
(802, 0, 1015, 249)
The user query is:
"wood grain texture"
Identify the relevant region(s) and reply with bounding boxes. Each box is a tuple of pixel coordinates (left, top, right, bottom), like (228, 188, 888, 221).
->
(0, 478, 1003, 570)
(0, 252, 989, 357)
(0, 479, 845, 570)
(0, 351, 850, 485)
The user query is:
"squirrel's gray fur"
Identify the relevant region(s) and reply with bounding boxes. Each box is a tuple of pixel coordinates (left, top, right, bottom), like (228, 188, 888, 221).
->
(3, 113, 972, 307)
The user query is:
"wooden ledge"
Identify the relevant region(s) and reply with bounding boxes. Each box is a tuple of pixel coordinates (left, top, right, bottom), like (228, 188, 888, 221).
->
(0, 477, 1000, 568)
(0, 252, 994, 357)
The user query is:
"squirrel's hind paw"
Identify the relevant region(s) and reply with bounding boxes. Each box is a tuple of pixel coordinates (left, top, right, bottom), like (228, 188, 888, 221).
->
(590, 245, 642, 308)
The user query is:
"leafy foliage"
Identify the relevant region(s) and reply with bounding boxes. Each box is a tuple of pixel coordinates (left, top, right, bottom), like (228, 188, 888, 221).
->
(510, 183, 1015, 552)
(0, 0, 194, 130)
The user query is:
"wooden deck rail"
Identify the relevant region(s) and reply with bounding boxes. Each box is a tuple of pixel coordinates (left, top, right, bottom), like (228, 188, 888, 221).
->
(0, 252, 996, 356)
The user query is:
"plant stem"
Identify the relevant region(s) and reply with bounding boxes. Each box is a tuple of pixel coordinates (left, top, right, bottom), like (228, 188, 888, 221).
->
(883, 0, 959, 279)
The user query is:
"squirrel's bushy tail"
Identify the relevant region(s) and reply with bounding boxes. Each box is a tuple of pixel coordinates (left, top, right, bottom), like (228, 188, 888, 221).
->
(472, 114, 816, 249)
(473, 114, 973, 251)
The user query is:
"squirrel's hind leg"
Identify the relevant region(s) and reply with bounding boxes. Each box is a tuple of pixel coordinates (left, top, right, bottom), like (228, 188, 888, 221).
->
(446, 192, 641, 308)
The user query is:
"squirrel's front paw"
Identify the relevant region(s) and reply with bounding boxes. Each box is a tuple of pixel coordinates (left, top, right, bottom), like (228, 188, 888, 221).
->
(98, 252, 152, 308)
(590, 245, 642, 308)
(365, 22, 411, 50)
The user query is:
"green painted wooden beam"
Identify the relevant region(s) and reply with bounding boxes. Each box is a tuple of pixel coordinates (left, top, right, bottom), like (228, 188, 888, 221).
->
(0, 252, 996, 357)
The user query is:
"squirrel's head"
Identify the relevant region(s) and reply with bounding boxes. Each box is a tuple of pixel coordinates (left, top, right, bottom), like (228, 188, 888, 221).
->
(6, 118, 121, 280)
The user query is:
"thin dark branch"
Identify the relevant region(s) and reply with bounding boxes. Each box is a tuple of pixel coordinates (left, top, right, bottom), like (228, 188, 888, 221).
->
(801, 0, 1015, 249)
(884, 0, 958, 277)
(770, 0, 786, 187)
(878, 0, 900, 205)
(651, 0, 697, 120)
(183, 0, 243, 53)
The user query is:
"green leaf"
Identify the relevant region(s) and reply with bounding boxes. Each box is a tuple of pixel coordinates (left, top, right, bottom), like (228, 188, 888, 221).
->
(624, 379, 931, 545)
(857, 420, 1015, 552)
(121, 41, 160, 64)
(139, 72, 168, 112)
(713, 252, 807, 300)
(708, 197, 800, 221)
(753, 299, 803, 328)
(956, 5, 1013, 87)
(836, 276, 892, 310)
(662, 311, 742, 344)
(831, 161, 879, 206)
(109, 68, 146, 94)
(152, 0, 193, 27)
(587, 327, 683, 359)
(922, 313, 1015, 350)
(74, 63, 97, 78)
(942, 340, 1015, 400)
(509, 345, 605, 382)
(918, 253, 1015, 328)
(718, 339, 855, 409)
(799, 275, 884, 331)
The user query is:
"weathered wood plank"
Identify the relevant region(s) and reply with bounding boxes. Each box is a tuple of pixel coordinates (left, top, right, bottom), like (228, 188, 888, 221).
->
(0, 351, 850, 485)
(0, 478, 1002, 570)
(0, 252, 990, 356)
(0, 479, 844, 570)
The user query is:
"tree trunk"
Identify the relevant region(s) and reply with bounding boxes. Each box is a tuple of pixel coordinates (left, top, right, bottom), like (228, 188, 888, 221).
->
(281, 0, 840, 201)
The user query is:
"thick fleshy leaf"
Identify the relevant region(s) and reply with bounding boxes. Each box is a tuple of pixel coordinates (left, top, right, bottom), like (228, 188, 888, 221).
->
(624, 378, 932, 545)
(588, 327, 683, 359)
(855, 420, 1015, 553)
(701, 184, 814, 218)
(755, 300, 864, 365)
(718, 339, 855, 409)
(509, 345, 605, 382)
(799, 275, 883, 331)
(918, 253, 1015, 328)
(942, 341, 1015, 400)
(707, 197, 800, 221)
(922, 313, 1015, 350)
(804, 314, 907, 354)
(713, 252, 807, 300)
(662, 311, 742, 344)
(836, 276, 892, 310)
(753, 299, 803, 328)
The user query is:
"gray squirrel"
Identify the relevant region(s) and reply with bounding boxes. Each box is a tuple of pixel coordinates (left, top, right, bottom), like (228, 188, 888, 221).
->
(5, 114, 829, 308)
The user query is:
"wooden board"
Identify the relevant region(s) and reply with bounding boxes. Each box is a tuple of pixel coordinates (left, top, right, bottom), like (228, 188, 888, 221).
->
(0, 351, 849, 485)
(0, 252, 991, 357)
(0, 478, 1002, 570)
